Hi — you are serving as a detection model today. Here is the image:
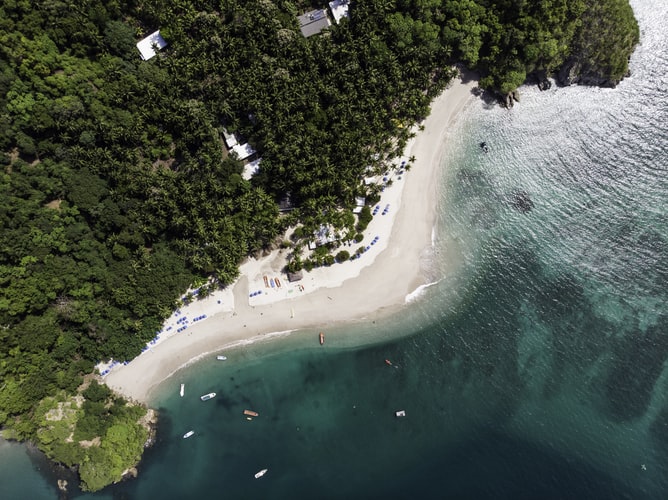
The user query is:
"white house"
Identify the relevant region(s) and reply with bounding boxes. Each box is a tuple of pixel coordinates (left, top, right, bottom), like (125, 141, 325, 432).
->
(232, 142, 257, 161)
(353, 196, 366, 214)
(328, 0, 350, 24)
(136, 30, 168, 61)
(308, 224, 337, 249)
(242, 158, 262, 180)
(222, 128, 238, 149)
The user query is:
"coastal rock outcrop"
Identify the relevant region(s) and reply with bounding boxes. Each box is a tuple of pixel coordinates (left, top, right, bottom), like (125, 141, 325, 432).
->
(533, 70, 552, 91)
(557, 58, 622, 88)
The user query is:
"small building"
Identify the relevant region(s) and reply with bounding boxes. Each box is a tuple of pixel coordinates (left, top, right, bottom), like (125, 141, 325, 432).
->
(298, 9, 331, 38)
(242, 158, 261, 180)
(328, 0, 350, 24)
(231, 143, 256, 161)
(308, 224, 337, 249)
(279, 193, 295, 212)
(222, 127, 238, 149)
(287, 270, 304, 282)
(353, 196, 366, 214)
(136, 30, 168, 61)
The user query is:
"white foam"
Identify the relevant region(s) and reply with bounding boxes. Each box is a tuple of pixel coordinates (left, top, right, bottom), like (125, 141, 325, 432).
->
(405, 280, 440, 303)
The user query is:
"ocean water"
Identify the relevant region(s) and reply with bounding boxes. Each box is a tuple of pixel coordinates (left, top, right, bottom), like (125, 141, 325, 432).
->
(2, 0, 667, 498)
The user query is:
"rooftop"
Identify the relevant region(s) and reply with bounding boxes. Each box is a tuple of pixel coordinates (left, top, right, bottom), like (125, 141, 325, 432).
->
(222, 127, 238, 149)
(136, 30, 168, 61)
(242, 158, 262, 180)
(232, 143, 257, 161)
(297, 9, 331, 38)
(328, 0, 350, 24)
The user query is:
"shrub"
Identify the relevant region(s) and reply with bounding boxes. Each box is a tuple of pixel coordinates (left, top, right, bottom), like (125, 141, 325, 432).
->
(335, 250, 350, 262)
(356, 205, 372, 232)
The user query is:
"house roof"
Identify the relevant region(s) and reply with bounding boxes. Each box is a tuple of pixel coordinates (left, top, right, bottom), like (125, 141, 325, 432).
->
(242, 158, 261, 180)
(353, 196, 366, 214)
(136, 30, 168, 60)
(328, 0, 350, 24)
(298, 9, 331, 37)
(232, 142, 256, 161)
(222, 127, 238, 149)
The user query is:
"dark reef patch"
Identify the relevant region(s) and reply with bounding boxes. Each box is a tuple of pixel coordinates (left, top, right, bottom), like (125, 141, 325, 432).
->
(605, 318, 668, 421)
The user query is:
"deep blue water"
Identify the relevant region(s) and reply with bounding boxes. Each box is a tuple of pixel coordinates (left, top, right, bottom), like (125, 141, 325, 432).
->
(2, 1, 667, 498)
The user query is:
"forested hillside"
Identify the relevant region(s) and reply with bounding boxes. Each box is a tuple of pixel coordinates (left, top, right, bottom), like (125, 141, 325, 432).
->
(0, 0, 638, 491)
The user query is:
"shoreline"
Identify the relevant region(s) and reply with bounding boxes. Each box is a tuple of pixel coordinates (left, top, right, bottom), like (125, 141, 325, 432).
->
(103, 74, 478, 403)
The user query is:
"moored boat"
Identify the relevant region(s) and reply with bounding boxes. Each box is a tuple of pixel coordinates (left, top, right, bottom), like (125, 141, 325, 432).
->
(244, 409, 259, 417)
(254, 468, 268, 479)
(319, 332, 324, 345)
(216, 355, 227, 361)
(200, 392, 216, 401)
(183, 430, 194, 439)
(180, 383, 185, 397)
(395, 410, 406, 417)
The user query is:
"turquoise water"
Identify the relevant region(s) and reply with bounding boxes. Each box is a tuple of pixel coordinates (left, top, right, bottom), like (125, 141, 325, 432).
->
(3, 0, 667, 498)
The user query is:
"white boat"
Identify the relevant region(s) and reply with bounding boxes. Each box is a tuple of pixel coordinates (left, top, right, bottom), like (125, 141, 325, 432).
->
(216, 355, 227, 361)
(395, 410, 406, 417)
(183, 430, 194, 439)
(254, 468, 268, 479)
(180, 383, 184, 397)
(200, 392, 216, 401)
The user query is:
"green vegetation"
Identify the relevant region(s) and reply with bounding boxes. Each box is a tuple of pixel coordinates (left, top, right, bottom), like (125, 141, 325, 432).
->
(31, 381, 151, 492)
(0, 0, 638, 491)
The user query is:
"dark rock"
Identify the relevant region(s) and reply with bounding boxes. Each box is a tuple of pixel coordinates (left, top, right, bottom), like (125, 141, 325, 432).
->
(557, 59, 581, 86)
(538, 78, 552, 91)
(557, 58, 621, 88)
(533, 70, 552, 91)
(504, 92, 514, 108)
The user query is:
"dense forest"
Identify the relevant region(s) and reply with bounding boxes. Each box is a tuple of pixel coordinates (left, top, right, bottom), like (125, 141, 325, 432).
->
(0, 0, 638, 491)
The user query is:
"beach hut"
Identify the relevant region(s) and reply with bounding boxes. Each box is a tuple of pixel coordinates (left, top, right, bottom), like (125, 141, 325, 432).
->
(308, 224, 337, 249)
(352, 196, 366, 214)
(136, 30, 168, 60)
(287, 270, 304, 282)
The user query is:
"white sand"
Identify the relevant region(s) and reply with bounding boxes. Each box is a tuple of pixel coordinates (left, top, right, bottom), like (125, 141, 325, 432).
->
(103, 74, 478, 402)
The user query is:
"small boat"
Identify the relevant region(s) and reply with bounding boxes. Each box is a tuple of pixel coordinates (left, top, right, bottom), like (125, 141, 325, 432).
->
(254, 468, 268, 479)
(319, 332, 325, 345)
(216, 355, 227, 361)
(244, 409, 259, 417)
(183, 430, 194, 439)
(275, 277, 281, 288)
(200, 392, 216, 401)
(180, 383, 185, 397)
(395, 410, 406, 418)
(385, 359, 392, 366)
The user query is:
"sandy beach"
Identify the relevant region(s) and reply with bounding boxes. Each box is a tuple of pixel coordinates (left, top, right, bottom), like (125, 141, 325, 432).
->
(103, 73, 478, 402)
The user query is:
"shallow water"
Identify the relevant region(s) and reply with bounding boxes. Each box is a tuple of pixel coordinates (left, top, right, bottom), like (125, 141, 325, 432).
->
(4, 0, 668, 498)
